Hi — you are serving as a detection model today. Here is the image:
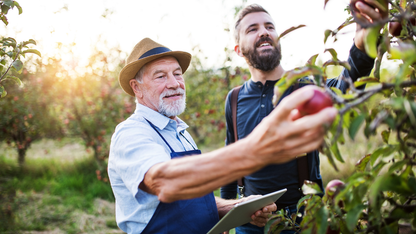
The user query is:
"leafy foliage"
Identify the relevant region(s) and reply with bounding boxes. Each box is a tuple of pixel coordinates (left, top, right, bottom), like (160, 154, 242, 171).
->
(0, 0, 40, 98)
(56, 43, 133, 178)
(266, 0, 416, 233)
(0, 64, 63, 166)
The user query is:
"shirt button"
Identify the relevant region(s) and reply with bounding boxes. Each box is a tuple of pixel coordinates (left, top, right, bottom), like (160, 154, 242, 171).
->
(258, 85, 261, 88)
(262, 94, 266, 98)
(261, 104, 265, 108)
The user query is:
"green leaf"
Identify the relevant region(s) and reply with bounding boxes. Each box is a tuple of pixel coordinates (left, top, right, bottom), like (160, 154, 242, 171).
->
(265, 215, 284, 234)
(372, 161, 387, 175)
(306, 54, 319, 66)
(330, 87, 343, 96)
(331, 141, 345, 163)
(1, 4, 10, 15)
(370, 173, 415, 207)
(363, 25, 381, 58)
(3, 75, 23, 87)
(404, 99, 416, 126)
(388, 160, 407, 173)
(322, 59, 351, 71)
(22, 49, 41, 57)
(4, 37, 17, 44)
(14, 1, 22, 14)
(3, 0, 14, 8)
(0, 14, 8, 25)
(297, 195, 310, 213)
(276, 24, 306, 41)
(355, 154, 371, 172)
(0, 85, 6, 97)
(322, 140, 339, 171)
(324, 48, 338, 61)
(345, 204, 366, 232)
(381, 130, 390, 144)
(353, 77, 380, 87)
(273, 66, 322, 105)
(302, 180, 323, 195)
(324, 29, 332, 44)
(370, 145, 395, 166)
(11, 59, 23, 72)
(348, 114, 365, 140)
(341, 92, 357, 100)
(6, 51, 14, 58)
(316, 206, 329, 234)
(22, 39, 37, 46)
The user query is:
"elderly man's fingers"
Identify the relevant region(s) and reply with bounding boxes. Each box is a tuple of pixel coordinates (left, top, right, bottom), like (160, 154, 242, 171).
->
(269, 86, 317, 121)
(280, 107, 337, 140)
(293, 107, 337, 129)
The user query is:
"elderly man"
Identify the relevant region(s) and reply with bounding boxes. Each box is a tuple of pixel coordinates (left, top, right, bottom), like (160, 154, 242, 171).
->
(107, 38, 337, 234)
(221, 2, 387, 234)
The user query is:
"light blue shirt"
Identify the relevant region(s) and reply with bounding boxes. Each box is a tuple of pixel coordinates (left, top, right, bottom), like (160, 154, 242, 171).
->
(108, 104, 198, 233)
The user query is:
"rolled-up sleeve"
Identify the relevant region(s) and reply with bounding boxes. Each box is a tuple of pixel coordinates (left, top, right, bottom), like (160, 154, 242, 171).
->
(110, 121, 171, 200)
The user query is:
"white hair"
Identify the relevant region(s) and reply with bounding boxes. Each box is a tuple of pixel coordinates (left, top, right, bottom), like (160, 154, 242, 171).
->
(134, 64, 147, 83)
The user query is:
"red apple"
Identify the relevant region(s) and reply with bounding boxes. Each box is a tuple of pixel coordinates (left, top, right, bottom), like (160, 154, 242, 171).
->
(389, 21, 402, 37)
(325, 179, 345, 208)
(389, 17, 416, 37)
(297, 89, 333, 116)
(325, 179, 345, 199)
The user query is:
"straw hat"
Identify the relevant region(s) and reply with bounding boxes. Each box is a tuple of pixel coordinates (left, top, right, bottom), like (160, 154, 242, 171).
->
(118, 38, 192, 96)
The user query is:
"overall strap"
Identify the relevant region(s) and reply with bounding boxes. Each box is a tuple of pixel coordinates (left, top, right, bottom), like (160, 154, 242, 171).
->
(179, 132, 197, 150)
(230, 86, 244, 191)
(231, 86, 242, 142)
(144, 118, 175, 153)
(293, 81, 309, 190)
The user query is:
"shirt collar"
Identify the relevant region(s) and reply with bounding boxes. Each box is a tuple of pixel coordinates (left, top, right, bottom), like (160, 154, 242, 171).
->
(248, 79, 278, 91)
(134, 103, 189, 132)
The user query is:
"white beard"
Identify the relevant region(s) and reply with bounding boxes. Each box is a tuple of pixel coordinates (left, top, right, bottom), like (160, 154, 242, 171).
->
(158, 88, 186, 117)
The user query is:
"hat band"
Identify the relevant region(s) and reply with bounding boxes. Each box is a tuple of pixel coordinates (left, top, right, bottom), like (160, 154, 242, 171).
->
(139, 47, 172, 60)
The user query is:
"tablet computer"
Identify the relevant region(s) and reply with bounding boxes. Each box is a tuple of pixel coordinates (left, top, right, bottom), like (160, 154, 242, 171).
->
(207, 188, 287, 234)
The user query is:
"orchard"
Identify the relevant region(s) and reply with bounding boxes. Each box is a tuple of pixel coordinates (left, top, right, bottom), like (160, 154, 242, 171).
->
(266, 0, 416, 233)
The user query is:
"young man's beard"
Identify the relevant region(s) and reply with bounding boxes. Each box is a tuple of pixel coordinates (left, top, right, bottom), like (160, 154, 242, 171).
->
(242, 43, 282, 72)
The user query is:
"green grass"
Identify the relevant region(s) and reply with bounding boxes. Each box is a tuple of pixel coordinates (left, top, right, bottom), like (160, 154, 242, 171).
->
(0, 138, 120, 233)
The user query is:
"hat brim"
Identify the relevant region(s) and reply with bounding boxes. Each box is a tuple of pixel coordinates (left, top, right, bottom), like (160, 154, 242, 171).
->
(118, 51, 192, 97)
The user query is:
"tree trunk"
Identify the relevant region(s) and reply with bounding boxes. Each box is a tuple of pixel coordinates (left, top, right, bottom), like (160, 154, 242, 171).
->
(17, 148, 26, 167)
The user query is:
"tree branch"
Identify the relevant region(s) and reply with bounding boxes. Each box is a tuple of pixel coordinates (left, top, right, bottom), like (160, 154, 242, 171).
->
(0, 48, 21, 82)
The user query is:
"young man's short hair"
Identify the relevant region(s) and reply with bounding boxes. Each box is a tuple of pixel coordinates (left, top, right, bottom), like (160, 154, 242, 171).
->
(234, 4, 270, 44)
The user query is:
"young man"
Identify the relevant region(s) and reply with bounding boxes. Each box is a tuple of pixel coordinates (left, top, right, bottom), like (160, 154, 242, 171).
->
(107, 38, 337, 233)
(221, 2, 387, 234)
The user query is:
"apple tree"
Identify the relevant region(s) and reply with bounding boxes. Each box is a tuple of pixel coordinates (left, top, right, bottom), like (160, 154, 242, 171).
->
(60, 44, 133, 179)
(0, 0, 40, 98)
(266, 0, 416, 233)
(0, 58, 64, 166)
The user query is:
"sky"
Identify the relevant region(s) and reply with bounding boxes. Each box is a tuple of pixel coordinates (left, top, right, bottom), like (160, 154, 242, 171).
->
(1, 0, 357, 71)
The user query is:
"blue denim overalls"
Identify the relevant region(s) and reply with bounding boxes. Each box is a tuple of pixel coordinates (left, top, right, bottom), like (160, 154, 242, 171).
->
(142, 119, 219, 234)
